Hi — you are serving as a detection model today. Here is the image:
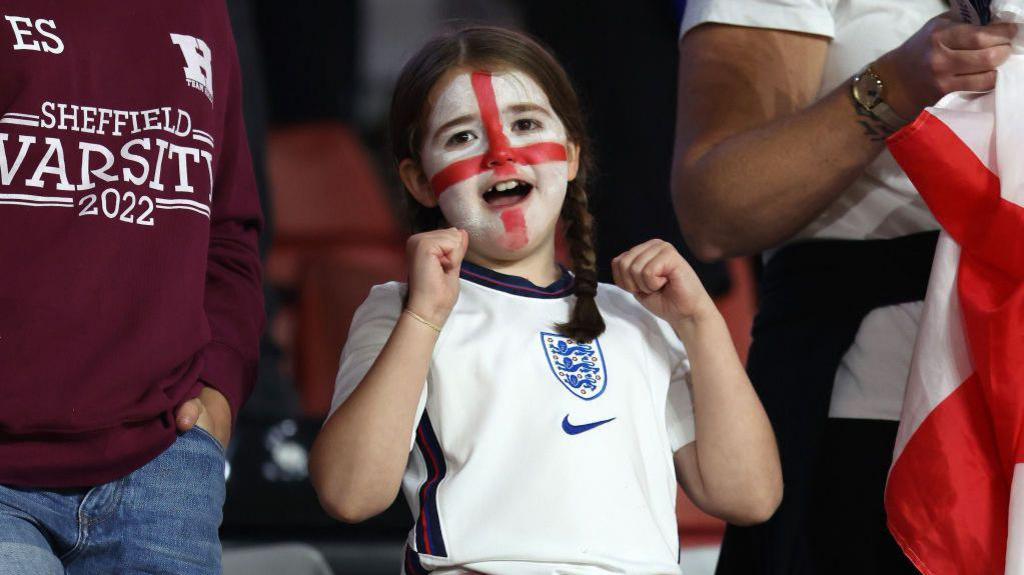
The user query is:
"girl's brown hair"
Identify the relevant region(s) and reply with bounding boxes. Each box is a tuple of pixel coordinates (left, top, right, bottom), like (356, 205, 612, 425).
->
(389, 25, 604, 343)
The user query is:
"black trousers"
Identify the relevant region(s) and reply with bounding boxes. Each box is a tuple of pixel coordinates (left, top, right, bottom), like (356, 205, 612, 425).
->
(813, 418, 916, 574)
(716, 232, 938, 575)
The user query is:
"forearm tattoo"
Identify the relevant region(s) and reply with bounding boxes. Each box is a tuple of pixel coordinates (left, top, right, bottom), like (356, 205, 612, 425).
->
(850, 90, 896, 142)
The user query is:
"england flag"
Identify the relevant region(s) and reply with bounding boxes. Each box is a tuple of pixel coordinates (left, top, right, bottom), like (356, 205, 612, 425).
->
(885, 2, 1024, 573)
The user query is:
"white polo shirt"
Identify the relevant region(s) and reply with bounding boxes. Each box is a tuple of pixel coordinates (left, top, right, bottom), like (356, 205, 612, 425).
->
(680, 0, 946, 420)
(330, 262, 696, 574)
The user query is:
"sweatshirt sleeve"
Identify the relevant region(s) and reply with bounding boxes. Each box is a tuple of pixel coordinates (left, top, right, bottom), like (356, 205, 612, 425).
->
(198, 30, 265, 421)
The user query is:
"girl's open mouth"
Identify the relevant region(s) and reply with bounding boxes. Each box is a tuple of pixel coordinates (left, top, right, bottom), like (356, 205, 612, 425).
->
(483, 180, 533, 208)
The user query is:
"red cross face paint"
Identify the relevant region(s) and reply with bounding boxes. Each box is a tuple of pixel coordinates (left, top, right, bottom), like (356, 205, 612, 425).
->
(420, 70, 571, 257)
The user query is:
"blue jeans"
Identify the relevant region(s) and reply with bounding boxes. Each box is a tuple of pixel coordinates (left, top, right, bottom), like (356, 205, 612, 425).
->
(0, 427, 226, 575)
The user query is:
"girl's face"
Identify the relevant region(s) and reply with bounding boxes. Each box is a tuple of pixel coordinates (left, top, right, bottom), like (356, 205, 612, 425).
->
(415, 69, 577, 260)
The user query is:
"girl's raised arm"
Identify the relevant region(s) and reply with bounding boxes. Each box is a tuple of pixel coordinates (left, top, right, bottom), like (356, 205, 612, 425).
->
(309, 228, 468, 523)
(612, 240, 782, 526)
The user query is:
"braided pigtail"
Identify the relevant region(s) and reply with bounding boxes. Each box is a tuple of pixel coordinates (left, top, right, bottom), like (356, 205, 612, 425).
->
(555, 179, 605, 343)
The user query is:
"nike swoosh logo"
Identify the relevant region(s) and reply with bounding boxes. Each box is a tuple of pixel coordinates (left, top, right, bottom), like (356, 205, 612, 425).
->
(562, 415, 615, 435)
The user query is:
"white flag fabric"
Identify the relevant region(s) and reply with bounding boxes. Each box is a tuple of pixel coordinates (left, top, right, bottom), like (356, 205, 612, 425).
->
(885, 2, 1024, 573)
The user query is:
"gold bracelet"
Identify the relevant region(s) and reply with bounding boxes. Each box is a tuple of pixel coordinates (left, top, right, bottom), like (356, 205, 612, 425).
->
(403, 309, 442, 334)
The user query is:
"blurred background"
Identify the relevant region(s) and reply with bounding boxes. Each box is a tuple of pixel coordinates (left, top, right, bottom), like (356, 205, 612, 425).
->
(221, 1, 758, 573)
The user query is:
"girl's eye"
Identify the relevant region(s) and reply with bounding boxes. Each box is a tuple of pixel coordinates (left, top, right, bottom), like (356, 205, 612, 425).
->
(446, 131, 477, 146)
(513, 118, 541, 132)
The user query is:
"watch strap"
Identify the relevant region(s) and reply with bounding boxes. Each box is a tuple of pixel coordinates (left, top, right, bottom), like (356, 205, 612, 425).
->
(868, 99, 908, 131)
(852, 66, 909, 131)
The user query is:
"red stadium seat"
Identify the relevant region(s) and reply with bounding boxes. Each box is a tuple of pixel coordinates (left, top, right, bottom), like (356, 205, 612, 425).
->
(265, 123, 407, 416)
(677, 492, 727, 548)
(295, 249, 406, 416)
(715, 257, 756, 364)
(265, 122, 405, 288)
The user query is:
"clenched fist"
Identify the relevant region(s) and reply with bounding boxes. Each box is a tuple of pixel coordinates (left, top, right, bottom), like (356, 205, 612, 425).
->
(405, 228, 469, 327)
(612, 239, 716, 325)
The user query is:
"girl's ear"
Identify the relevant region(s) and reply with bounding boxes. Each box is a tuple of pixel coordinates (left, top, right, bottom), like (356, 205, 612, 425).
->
(566, 141, 581, 182)
(399, 158, 438, 208)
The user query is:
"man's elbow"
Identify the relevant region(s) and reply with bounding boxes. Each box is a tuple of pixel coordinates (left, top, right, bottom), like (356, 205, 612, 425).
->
(671, 171, 731, 263)
(681, 225, 730, 263)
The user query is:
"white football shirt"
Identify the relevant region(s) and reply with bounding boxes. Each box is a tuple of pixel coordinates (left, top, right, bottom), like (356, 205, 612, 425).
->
(679, 0, 946, 420)
(330, 262, 696, 574)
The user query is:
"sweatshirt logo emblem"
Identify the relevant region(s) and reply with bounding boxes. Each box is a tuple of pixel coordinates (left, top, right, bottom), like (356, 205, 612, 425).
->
(170, 33, 213, 103)
(541, 332, 607, 400)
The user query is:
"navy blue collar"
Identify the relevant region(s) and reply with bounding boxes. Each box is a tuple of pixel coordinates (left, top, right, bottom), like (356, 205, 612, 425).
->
(459, 260, 575, 299)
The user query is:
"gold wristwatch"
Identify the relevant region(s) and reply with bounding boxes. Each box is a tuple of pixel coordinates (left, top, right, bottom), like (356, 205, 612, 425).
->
(851, 66, 908, 130)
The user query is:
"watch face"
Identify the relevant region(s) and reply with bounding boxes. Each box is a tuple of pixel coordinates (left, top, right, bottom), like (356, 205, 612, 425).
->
(854, 73, 884, 108)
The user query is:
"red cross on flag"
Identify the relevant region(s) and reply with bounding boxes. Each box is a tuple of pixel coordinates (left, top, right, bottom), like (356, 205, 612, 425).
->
(885, 3, 1024, 573)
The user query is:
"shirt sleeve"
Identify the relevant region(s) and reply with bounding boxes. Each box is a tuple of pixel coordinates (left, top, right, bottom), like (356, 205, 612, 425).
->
(680, 0, 836, 41)
(198, 24, 265, 422)
(657, 319, 697, 452)
(329, 283, 428, 449)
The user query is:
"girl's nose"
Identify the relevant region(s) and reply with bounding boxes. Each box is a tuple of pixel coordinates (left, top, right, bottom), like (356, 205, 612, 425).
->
(485, 145, 514, 167)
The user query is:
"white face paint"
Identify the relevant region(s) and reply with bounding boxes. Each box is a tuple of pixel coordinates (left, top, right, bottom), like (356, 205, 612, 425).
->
(419, 69, 571, 258)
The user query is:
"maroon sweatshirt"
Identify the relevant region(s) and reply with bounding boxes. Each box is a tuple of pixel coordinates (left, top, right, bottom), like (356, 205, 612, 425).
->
(0, 1, 263, 487)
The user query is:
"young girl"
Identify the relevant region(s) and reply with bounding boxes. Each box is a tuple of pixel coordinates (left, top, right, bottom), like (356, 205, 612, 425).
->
(310, 26, 781, 574)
